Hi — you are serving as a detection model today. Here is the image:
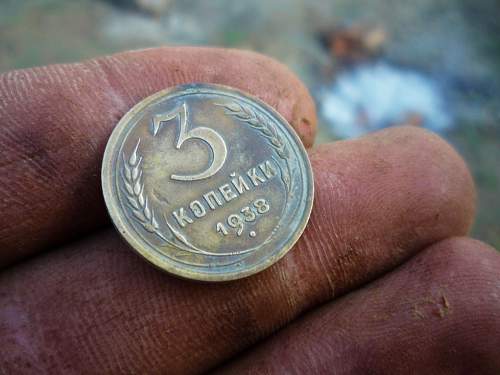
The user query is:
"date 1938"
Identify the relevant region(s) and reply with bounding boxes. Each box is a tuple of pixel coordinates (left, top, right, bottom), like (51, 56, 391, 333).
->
(216, 198, 270, 238)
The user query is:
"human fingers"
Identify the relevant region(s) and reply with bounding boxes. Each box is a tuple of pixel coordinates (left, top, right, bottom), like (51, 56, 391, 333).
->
(0, 47, 317, 267)
(216, 238, 500, 374)
(0, 127, 475, 374)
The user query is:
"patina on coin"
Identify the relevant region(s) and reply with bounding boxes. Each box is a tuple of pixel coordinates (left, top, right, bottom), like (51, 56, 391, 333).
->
(102, 83, 313, 281)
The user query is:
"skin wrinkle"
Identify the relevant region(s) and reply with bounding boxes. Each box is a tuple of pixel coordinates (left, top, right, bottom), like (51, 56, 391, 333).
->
(93, 58, 136, 109)
(291, 225, 336, 301)
(0, 68, 114, 176)
(307, 220, 338, 295)
(309, 180, 374, 291)
(275, 259, 300, 321)
(3, 136, 103, 252)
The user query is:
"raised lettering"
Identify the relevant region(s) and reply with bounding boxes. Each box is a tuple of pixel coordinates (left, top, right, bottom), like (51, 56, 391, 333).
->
(247, 168, 266, 186)
(170, 163, 275, 228)
(172, 207, 193, 227)
(231, 174, 250, 194)
(259, 160, 277, 179)
(219, 184, 237, 202)
(189, 200, 206, 218)
(203, 190, 223, 210)
(216, 222, 228, 236)
(241, 206, 256, 222)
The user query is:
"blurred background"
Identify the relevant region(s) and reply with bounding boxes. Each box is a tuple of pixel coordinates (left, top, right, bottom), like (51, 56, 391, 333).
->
(1, 0, 498, 248)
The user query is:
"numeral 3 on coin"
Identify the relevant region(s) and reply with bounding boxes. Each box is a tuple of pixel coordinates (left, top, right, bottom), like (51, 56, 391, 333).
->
(152, 102, 228, 181)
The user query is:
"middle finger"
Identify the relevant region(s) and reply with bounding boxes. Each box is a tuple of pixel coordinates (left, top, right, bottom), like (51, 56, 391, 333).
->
(0, 126, 474, 374)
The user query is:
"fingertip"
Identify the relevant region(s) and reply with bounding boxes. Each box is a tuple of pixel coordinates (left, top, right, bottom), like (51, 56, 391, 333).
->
(311, 125, 476, 238)
(298, 125, 477, 298)
(93, 47, 317, 146)
(388, 126, 476, 234)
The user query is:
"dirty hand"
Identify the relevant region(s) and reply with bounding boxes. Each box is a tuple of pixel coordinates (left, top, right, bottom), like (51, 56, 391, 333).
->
(0, 48, 498, 374)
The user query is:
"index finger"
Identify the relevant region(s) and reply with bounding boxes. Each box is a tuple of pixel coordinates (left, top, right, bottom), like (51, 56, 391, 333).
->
(0, 47, 317, 267)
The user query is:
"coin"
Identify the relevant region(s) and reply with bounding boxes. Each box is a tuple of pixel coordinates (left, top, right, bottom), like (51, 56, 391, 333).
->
(102, 83, 314, 281)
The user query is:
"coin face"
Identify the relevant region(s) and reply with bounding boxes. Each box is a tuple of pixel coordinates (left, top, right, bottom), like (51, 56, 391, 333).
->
(102, 83, 313, 281)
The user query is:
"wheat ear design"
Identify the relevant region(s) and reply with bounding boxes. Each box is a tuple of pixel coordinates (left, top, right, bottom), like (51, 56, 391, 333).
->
(122, 140, 165, 238)
(218, 102, 290, 159)
(218, 102, 292, 191)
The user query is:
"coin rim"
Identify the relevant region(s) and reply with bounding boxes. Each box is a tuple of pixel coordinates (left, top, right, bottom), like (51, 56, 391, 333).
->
(102, 83, 314, 282)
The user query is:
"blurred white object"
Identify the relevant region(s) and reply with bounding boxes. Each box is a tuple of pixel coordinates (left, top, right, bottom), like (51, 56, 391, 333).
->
(319, 62, 451, 138)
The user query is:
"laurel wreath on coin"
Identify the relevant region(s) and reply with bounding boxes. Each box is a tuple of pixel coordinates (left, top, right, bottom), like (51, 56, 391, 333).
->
(217, 101, 292, 192)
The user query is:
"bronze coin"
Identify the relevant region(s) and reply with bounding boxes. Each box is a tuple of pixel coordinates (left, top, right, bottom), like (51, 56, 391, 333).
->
(102, 83, 313, 281)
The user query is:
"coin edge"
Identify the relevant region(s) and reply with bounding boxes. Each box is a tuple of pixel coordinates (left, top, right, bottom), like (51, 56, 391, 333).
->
(101, 83, 314, 282)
